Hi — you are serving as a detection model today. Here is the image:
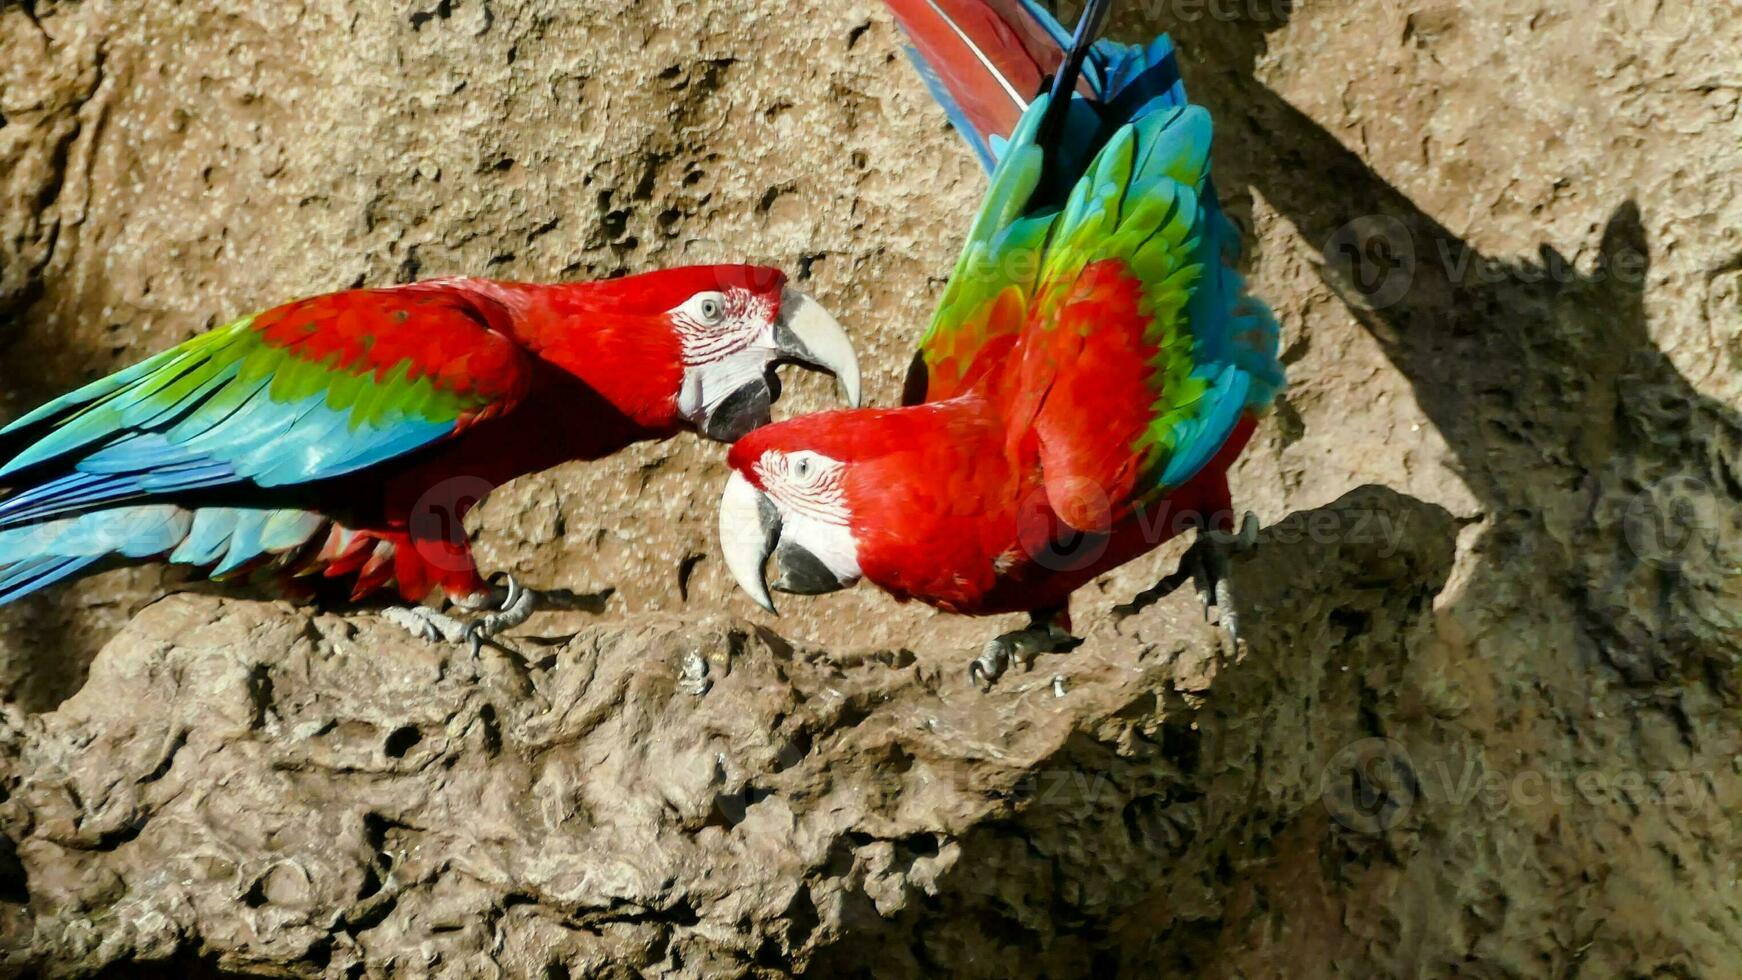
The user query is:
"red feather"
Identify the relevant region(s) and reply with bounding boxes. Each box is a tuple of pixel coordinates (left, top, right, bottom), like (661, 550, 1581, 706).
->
(730, 255, 1258, 618)
(250, 264, 787, 605)
(882, 0, 1065, 149)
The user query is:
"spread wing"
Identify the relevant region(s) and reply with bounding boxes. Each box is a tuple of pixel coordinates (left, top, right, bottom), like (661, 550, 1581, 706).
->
(913, 94, 1283, 532)
(894, 6, 1283, 529)
(999, 102, 1229, 530)
(0, 283, 531, 528)
(900, 17, 1199, 408)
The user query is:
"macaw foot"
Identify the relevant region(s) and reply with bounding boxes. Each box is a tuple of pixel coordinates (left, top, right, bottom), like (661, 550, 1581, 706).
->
(382, 605, 471, 644)
(1186, 511, 1259, 645)
(970, 607, 1083, 692)
(451, 573, 540, 657)
(381, 574, 542, 656)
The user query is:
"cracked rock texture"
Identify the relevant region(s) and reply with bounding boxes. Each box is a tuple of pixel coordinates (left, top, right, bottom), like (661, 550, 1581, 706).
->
(1, 0, 1740, 976)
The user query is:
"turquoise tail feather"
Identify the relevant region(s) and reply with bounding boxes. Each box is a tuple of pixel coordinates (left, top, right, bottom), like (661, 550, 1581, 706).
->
(0, 504, 329, 605)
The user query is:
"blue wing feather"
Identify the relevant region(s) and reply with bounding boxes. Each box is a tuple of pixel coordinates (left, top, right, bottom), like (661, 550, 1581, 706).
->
(0, 557, 100, 604)
(0, 503, 332, 597)
(903, 47, 1000, 169)
(0, 351, 461, 529)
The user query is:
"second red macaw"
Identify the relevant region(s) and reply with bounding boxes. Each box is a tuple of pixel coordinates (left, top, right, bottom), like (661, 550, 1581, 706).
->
(717, 0, 1285, 686)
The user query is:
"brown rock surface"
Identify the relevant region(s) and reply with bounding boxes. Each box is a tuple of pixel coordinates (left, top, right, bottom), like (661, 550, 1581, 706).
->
(1, 488, 1471, 978)
(0, 0, 1739, 976)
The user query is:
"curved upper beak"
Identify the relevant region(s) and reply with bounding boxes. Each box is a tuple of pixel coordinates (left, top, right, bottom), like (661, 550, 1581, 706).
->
(773, 287, 861, 408)
(718, 471, 779, 613)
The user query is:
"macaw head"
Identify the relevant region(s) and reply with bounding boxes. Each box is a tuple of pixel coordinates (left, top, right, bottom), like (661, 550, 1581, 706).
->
(665, 266, 861, 441)
(715, 403, 996, 612)
(531, 265, 860, 442)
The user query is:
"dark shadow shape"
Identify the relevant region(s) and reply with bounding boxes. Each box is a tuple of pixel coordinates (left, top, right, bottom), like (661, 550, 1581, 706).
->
(1125, 3, 1741, 686)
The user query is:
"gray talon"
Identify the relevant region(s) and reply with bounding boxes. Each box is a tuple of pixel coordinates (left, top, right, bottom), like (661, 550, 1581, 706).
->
(1191, 511, 1258, 645)
(970, 615, 1080, 692)
(474, 576, 537, 640)
(970, 640, 1012, 692)
(389, 573, 542, 655)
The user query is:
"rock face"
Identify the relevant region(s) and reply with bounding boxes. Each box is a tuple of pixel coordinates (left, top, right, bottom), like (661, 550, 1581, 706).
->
(0, 488, 1466, 978)
(1, 0, 1739, 976)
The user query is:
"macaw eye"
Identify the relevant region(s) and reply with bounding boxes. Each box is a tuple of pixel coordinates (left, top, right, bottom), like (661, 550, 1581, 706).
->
(698, 297, 724, 323)
(792, 457, 813, 479)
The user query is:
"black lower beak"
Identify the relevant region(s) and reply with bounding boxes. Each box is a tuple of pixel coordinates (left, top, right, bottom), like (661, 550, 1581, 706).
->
(703, 378, 773, 442)
(771, 538, 849, 596)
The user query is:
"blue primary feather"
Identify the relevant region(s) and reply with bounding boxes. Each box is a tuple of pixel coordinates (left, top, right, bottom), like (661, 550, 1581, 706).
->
(212, 509, 273, 576)
(0, 558, 100, 604)
(261, 509, 326, 552)
(0, 506, 189, 603)
(1159, 366, 1251, 487)
(169, 508, 240, 567)
(0, 341, 460, 533)
(903, 47, 1000, 170)
(0, 345, 191, 436)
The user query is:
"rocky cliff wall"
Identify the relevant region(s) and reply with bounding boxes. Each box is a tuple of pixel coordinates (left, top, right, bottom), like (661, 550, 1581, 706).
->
(0, 0, 1738, 975)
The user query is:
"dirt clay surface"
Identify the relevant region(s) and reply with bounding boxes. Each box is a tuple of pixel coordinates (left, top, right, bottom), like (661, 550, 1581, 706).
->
(0, 0, 1739, 976)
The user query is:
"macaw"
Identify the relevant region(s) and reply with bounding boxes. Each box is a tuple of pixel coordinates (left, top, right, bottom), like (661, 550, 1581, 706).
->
(716, 0, 1285, 687)
(0, 266, 859, 647)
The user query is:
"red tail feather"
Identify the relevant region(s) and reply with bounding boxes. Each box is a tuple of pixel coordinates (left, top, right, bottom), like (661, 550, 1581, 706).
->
(882, 0, 1064, 147)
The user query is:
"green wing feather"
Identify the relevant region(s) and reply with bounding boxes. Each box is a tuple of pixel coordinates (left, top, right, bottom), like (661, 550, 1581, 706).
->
(0, 295, 526, 528)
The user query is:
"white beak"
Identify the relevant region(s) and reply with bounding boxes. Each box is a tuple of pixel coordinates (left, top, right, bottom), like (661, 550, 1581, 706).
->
(718, 471, 777, 613)
(775, 287, 862, 408)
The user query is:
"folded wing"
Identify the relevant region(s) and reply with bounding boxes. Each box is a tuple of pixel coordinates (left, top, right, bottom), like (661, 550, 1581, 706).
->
(0, 284, 531, 598)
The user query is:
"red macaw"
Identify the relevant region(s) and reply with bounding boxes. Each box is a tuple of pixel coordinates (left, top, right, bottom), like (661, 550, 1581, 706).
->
(716, 0, 1285, 686)
(0, 266, 859, 648)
